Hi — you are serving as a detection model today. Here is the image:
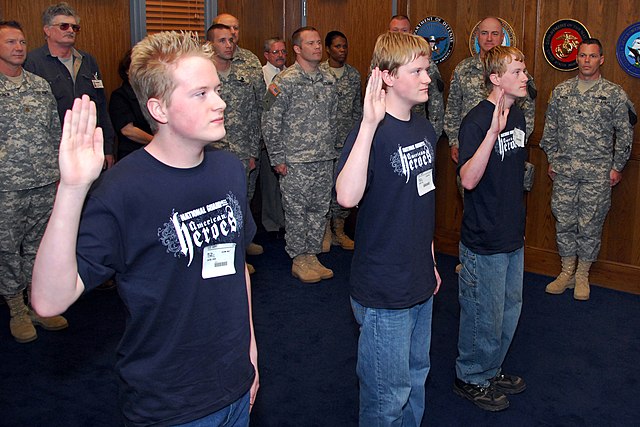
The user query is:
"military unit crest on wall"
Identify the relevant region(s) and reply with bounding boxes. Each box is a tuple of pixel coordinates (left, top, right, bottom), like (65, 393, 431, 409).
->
(413, 15, 639, 78)
(617, 22, 640, 78)
(542, 19, 590, 71)
(414, 16, 455, 64)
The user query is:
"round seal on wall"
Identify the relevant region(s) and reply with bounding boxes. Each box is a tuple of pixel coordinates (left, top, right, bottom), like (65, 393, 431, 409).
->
(414, 16, 455, 64)
(616, 22, 640, 78)
(468, 17, 516, 55)
(542, 19, 590, 71)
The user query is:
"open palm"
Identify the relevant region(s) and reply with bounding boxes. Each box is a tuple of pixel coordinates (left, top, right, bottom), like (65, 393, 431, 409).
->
(59, 95, 105, 187)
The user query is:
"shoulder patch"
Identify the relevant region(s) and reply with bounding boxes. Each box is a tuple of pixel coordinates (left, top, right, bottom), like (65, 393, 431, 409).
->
(268, 83, 281, 97)
(263, 84, 280, 111)
(627, 101, 638, 126)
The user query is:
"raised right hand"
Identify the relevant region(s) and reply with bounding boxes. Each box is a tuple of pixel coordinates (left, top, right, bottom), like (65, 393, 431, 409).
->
(362, 67, 386, 127)
(59, 95, 105, 188)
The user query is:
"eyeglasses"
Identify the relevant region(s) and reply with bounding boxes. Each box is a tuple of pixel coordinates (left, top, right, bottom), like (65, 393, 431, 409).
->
(50, 23, 81, 32)
(270, 49, 287, 55)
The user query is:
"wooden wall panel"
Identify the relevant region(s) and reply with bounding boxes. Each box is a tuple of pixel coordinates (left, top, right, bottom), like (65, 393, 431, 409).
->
(526, 0, 640, 293)
(306, 0, 393, 83)
(216, 0, 288, 65)
(0, 0, 130, 99)
(406, 0, 640, 293)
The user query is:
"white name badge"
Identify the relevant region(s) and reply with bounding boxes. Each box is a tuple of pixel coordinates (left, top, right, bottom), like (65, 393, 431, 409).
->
(514, 128, 525, 148)
(92, 79, 104, 89)
(202, 243, 236, 279)
(417, 169, 435, 196)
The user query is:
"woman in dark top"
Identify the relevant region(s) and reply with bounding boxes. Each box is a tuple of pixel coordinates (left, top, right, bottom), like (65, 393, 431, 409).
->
(109, 50, 153, 160)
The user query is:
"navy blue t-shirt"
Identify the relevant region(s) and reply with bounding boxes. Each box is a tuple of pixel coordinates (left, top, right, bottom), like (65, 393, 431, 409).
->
(458, 99, 526, 254)
(337, 112, 437, 309)
(77, 148, 256, 426)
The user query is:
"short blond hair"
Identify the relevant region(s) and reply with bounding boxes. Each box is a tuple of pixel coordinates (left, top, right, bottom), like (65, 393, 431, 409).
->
(370, 31, 431, 77)
(482, 45, 525, 90)
(129, 31, 214, 132)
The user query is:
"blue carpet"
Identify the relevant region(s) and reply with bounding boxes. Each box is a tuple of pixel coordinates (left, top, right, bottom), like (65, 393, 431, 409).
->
(1, 232, 638, 426)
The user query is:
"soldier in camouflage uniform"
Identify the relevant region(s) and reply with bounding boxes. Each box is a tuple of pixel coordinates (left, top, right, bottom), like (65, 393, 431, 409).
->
(207, 24, 265, 273)
(213, 13, 266, 258)
(262, 27, 338, 283)
(319, 30, 362, 252)
(445, 16, 536, 166)
(389, 15, 445, 137)
(541, 38, 636, 301)
(0, 21, 68, 342)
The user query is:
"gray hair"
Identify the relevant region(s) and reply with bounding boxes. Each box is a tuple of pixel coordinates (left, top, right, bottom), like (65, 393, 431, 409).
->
(263, 37, 285, 52)
(42, 2, 79, 26)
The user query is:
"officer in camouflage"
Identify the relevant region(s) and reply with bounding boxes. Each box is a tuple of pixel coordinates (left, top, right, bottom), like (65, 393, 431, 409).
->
(207, 24, 265, 272)
(445, 16, 536, 165)
(541, 38, 636, 301)
(319, 30, 362, 253)
(213, 13, 265, 254)
(262, 26, 338, 283)
(0, 20, 68, 343)
(213, 13, 263, 78)
(388, 15, 445, 138)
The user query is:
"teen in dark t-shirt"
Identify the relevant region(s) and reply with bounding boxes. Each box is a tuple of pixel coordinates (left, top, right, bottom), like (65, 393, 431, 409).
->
(32, 32, 259, 426)
(453, 46, 529, 413)
(336, 32, 441, 426)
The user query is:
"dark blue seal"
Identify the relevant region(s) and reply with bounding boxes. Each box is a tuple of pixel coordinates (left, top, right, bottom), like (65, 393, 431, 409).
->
(616, 22, 640, 78)
(414, 16, 455, 64)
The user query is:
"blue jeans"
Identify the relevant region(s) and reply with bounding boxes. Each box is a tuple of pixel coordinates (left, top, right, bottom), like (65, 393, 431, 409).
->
(351, 296, 433, 427)
(172, 391, 250, 427)
(455, 242, 524, 387)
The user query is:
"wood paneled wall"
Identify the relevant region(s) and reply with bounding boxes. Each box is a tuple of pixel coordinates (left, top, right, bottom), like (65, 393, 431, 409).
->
(1, 0, 637, 293)
(402, 0, 640, 294)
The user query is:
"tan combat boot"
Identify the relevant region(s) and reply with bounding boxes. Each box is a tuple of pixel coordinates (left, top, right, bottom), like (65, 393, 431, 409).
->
(332, 218, 354, 250)
(4, 293, 37, 343)
(292, 255, 322, 283)
(307, 254, 334, 279)
(247, 242, 264, 256)
(574, 259, 592, 301)
(247, 263, 256, 274)
(321, 221, 332, 253)
(545, 256, 577, 295)
(30, 310, 68, 331)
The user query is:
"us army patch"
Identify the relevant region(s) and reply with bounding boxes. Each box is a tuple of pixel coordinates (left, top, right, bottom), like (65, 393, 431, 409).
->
(263, 83, 280, 111)
(268, 83, 280, 97)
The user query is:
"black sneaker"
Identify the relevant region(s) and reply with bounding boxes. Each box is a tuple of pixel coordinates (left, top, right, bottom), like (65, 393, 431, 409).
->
(490, 373, 526, 395)
(453, 378, 509, 412)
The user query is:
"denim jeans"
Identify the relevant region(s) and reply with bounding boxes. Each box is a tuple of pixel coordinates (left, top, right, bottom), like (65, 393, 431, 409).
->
(171, 391, 250, 427)
(455, 242, 524, 387)
(351, 296, 433, 427)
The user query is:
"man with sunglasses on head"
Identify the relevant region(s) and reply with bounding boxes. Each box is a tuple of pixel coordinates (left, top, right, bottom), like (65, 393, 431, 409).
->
(25, 2, 115, 169)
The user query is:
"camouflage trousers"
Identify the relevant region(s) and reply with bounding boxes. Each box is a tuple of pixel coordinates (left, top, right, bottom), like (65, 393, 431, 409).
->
(239, 157, 259, 200)
(551, 175, 611, 262)
(0, 183, 56, 297)
(329, 156, 350, 220)
(259, 148, 285, 232)
(280, 161, 333, 258)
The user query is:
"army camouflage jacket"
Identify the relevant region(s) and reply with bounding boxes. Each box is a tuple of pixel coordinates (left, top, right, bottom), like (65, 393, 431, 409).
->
(212, 62, 265, 160)
(444, 55, 536, 147)
(262, 62, 339, 165)
(0, 70, 60, 191)
(319, 61, 362, 147)
(412, 60, 445, 138)
(540, 76, 636, 176)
